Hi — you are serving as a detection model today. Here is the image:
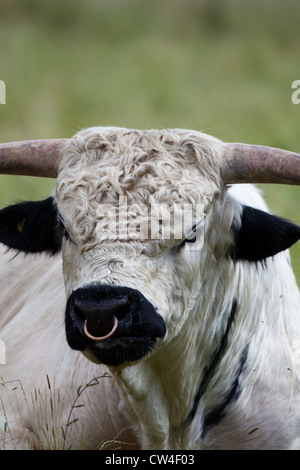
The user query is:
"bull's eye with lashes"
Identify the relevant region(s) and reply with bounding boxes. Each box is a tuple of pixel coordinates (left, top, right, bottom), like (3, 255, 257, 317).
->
(63, 229, 71, 241)
(59, 219, 72, 242)
(177, 233, 197, 250)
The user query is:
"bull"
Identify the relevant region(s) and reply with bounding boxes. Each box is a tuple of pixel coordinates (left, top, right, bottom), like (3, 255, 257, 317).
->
(0, 127, 299, 449)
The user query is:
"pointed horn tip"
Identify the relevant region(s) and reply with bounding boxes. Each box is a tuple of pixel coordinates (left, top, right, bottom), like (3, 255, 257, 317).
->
(222, 142, 300, 186)
(0, 138, 69, 178)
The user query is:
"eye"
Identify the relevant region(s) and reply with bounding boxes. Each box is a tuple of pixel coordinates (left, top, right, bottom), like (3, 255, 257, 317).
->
(63, 228, 71, 241)
(58, 217, 73, 243)
(177, 234, 197, 250)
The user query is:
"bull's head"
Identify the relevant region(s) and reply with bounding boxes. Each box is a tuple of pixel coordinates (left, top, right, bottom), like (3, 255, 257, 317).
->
(0, 127, 299, 367)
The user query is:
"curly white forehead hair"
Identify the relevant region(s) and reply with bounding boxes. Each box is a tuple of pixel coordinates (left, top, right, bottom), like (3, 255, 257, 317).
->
(55, 127, 224, 246)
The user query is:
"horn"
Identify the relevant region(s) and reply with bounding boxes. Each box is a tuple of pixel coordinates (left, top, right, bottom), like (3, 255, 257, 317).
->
(222, 143, 300, 185)
(0, 139, 68, 178)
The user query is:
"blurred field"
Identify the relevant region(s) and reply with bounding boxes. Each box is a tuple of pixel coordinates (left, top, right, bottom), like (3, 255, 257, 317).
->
(0, 0, 299, 283)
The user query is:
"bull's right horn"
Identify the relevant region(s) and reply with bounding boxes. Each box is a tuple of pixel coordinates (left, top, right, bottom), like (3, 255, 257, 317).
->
(0, 139, 68, 178)
(222, 143, 300, 185)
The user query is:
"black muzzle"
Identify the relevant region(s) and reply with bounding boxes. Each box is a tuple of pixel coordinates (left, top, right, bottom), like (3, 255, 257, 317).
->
(65, 284, 166, 366)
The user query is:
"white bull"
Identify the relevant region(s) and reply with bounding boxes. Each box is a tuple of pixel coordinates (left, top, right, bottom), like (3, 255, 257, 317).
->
(0, 127, 300, 450)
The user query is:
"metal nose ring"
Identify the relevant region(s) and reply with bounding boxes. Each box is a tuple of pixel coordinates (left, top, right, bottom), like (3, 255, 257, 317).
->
(83, 316, 118, 341)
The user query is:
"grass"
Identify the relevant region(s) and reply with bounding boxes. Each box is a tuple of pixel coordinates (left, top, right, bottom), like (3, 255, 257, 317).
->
(0, 373, 132, 450)
(0, 0, 299, 281)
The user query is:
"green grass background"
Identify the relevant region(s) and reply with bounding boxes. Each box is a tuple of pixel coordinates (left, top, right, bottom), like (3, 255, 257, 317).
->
(0, 0, 299, 283)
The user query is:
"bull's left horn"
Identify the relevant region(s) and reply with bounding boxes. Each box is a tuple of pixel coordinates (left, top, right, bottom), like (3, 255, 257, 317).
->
(222, 143, 300, 185)
(0, 139, 68, 178)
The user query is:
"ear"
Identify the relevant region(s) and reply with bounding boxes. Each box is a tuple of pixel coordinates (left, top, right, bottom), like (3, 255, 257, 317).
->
(0, 196, 61, 255)
(229, 205, 300, 262)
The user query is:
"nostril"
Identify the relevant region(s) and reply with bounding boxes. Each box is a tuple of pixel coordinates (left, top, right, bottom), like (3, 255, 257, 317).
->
(74, 295, 129, 339)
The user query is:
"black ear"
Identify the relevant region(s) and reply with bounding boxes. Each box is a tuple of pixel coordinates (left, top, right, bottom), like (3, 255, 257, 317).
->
(0, 196, 61, 255)
(229, 205, 300, 262)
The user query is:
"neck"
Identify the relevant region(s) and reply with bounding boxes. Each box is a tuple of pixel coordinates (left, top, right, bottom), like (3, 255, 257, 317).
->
(116, 255, 300, 449)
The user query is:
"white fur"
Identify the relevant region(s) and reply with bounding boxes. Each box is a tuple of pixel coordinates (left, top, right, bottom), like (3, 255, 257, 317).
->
(0, 127, 299, 450)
